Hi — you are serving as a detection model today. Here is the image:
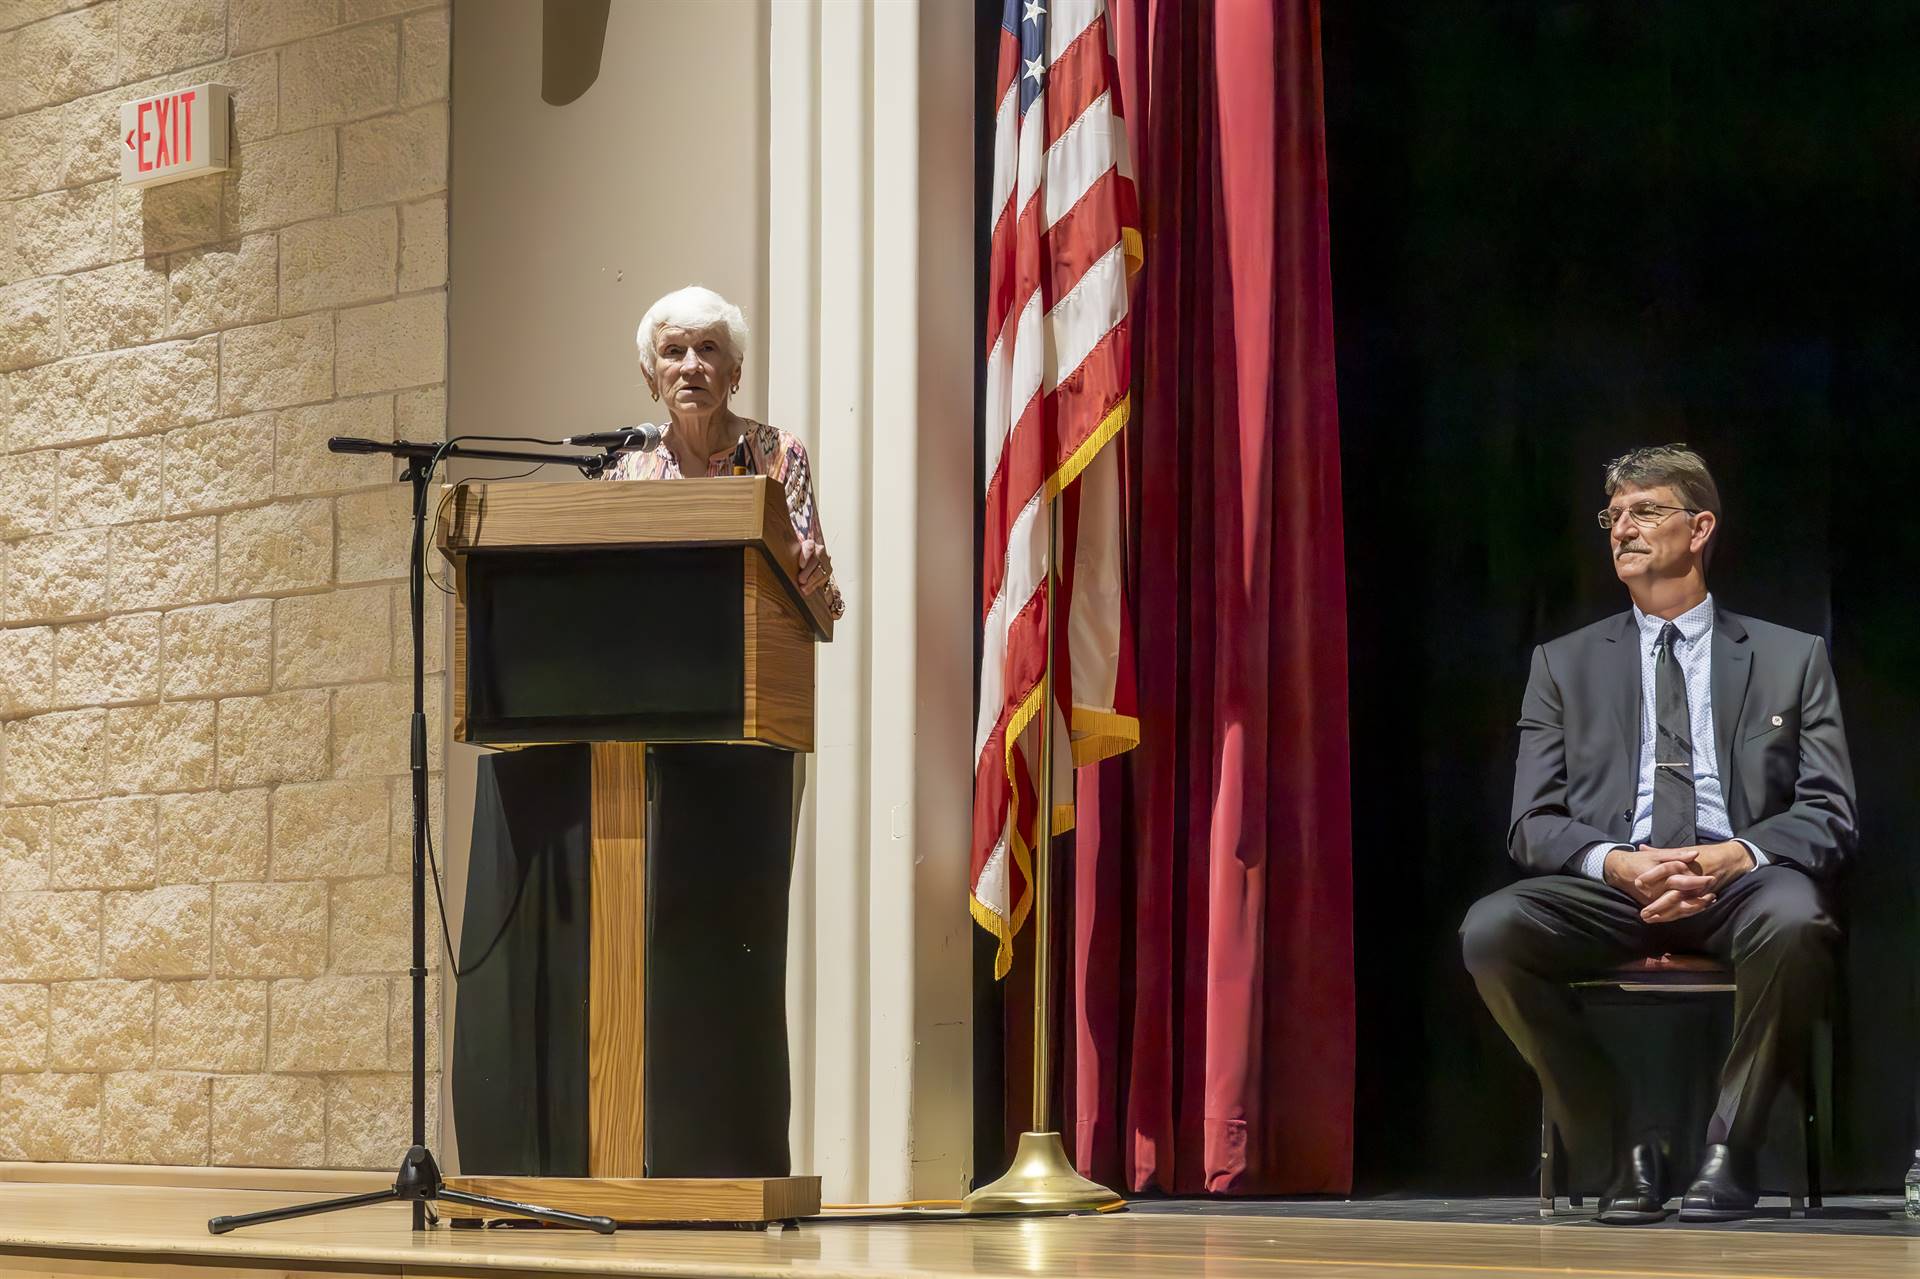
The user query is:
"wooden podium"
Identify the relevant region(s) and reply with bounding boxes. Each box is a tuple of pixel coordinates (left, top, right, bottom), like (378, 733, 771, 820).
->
(433, 477, 830, 1226)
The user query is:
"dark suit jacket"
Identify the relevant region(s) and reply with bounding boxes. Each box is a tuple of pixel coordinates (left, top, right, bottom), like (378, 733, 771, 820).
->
(1508, 606, 1857, 880)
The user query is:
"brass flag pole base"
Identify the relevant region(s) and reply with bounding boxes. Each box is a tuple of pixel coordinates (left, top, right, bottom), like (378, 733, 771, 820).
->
(963, 1132, 1124, 1215)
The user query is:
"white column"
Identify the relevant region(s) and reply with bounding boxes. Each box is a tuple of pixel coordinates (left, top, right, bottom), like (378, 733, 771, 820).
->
(768, 0, 824, 1190)
(901, 0, 976, 1199)
(768, 0, 975, 1204)
(867, 0, 921, 1206)
(809, 0, 877, 1202)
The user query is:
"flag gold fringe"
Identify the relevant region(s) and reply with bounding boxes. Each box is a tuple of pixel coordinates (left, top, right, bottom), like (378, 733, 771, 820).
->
(1070, 706, 1141, 766)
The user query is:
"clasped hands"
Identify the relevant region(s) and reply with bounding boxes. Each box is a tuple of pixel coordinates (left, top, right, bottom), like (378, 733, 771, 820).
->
(1603, 840, 1756, 924)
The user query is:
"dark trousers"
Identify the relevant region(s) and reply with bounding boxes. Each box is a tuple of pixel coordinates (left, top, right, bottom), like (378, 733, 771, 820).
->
(1460, 865, 1838, 1179)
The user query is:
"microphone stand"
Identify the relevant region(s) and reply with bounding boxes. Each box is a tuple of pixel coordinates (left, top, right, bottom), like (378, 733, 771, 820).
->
(208, 437, 622, 1237)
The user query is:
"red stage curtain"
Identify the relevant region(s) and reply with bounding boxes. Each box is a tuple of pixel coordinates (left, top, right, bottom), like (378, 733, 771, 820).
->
(1057, 0, 1355, 1195)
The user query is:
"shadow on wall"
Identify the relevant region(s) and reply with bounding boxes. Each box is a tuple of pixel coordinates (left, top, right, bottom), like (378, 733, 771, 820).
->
(544, 0, 612, 106)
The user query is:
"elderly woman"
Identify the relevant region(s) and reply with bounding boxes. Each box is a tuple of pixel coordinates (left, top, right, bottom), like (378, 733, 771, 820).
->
(605, 285, 844, 620)
(454, 290, 828, 1185)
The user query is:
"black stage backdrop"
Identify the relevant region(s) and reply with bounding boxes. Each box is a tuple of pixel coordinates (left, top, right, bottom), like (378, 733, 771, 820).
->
(1324, 1, 1920, 1192)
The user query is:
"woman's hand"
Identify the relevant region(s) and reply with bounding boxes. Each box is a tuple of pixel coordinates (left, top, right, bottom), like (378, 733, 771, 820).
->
(797, 539, 832, 595)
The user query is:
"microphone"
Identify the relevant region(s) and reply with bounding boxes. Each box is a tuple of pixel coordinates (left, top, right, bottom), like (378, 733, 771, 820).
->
(564, 424, 665, 451)
(327, 436, 390, 454)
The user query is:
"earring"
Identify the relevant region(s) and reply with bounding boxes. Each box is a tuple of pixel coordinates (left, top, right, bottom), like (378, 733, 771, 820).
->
(651, 390, 659, 402)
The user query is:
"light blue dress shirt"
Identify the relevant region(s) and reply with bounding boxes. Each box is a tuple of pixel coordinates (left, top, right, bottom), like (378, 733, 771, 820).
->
(1576, 593, 1769, 880)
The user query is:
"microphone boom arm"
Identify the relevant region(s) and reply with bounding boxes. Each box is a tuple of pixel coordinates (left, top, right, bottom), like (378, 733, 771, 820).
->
(327, 437, 620, 476)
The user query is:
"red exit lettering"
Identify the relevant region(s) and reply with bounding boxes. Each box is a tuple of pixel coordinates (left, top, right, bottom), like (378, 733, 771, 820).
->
(130, 90, 197, 173)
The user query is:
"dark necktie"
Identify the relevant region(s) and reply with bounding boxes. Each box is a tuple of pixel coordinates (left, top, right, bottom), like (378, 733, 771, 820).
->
(1651, 622, 1696, 849)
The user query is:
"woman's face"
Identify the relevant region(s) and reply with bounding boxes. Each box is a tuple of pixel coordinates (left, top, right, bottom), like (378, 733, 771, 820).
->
(649, 323, 738, 415)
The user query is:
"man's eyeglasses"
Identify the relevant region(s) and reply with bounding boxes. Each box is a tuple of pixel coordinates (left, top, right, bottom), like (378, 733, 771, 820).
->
(1596, 502, 1699, 531)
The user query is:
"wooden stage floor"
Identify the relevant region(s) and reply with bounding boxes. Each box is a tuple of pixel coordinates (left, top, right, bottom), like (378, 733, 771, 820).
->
(3, 1182, 1920, 1278)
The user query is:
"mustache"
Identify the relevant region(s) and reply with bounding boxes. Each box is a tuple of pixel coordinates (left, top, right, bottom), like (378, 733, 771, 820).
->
(1616, 542, 1651, 557)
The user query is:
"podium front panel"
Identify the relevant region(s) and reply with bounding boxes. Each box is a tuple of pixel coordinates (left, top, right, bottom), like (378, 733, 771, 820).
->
(462, 546, 744, 743)
(450, 743, 794, 1181)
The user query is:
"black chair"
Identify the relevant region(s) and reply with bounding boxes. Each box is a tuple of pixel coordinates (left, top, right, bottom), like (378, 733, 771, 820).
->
(1538, 953, 1832, 1218)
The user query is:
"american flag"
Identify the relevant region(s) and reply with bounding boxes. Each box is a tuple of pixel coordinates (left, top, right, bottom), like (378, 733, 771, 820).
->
(971, 0, 1141, 978)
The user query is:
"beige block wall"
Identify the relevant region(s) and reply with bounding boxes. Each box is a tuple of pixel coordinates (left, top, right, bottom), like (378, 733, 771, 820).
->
(0, 0, 448, 1168)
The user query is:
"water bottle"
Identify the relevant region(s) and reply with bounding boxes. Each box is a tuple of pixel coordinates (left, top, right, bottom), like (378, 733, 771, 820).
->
(1906, 1150, 1920, 1219)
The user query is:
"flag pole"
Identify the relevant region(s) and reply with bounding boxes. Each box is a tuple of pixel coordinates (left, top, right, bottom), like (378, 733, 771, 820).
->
(965, 497, 1124, 1215)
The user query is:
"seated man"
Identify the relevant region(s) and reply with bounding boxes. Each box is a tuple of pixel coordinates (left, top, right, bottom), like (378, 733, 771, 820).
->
(1461, 444, 1856, 1224)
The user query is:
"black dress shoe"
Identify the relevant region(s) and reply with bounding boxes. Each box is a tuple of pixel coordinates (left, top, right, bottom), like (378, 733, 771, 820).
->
(1678, 1144, 1760, 1222)
(1597, 1141, 1671, 1224)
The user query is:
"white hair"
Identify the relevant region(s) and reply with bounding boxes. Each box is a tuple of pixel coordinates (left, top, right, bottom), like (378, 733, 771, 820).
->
(634, 286, 749, 380)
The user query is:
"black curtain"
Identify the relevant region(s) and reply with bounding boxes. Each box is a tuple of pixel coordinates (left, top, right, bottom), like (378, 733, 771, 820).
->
(1326, 1, 1920, 1192)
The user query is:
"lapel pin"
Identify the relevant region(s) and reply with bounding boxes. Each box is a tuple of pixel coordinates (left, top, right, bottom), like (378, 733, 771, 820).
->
(1771, 714, 1784, 727)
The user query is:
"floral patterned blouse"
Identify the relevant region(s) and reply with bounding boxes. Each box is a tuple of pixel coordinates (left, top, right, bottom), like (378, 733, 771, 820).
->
(601, 419, 846, 620)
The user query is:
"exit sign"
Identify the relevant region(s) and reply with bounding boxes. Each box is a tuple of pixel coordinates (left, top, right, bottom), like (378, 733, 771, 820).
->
(120, 83, 230, 188)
